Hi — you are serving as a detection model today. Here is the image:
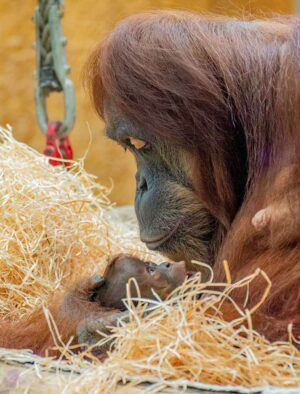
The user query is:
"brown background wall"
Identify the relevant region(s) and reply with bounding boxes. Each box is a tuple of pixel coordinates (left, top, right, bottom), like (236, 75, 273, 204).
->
(0, 0, 294, 205)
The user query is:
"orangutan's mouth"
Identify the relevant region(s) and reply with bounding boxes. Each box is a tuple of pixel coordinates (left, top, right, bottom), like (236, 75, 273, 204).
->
(141, 219, 182, 250)
(187, 271, 196, 279)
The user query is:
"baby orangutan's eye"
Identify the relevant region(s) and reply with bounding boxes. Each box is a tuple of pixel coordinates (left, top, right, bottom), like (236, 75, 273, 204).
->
(129, 137, 150, 151)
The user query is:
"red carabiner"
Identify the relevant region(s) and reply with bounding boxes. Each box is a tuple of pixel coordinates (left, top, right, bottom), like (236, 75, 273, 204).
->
(59, 136, 73, 167)
(44, 121, 73, 168)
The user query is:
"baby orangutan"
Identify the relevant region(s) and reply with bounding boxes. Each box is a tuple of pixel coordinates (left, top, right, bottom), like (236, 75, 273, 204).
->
(0, 254, 188, 357)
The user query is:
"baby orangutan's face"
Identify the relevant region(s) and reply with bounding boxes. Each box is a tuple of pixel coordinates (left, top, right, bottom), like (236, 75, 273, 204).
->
(91, 254, 189, 310)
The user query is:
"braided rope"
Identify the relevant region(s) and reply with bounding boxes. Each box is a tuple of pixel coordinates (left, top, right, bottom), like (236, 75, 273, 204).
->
(34, 0, 75, 135)
(38, 0, 63, 91)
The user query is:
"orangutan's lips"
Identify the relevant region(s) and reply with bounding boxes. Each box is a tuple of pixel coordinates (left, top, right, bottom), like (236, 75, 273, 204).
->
(141, 219, 182, 250)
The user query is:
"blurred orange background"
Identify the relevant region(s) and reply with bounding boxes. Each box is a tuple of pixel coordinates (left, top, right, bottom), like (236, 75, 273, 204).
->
(0, 0, 294, 205)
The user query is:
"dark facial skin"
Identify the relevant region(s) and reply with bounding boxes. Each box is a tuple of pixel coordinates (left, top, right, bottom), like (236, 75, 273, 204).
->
(91, 254, 189, 310)
(104, 103, 217, 269)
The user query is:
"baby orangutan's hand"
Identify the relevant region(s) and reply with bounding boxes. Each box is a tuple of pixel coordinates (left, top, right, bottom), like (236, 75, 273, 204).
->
(76, 310, 129, 356)
(252, 163, 300, 244)
(251, 196, 300, 247)
(252, 198, 292, 231)
(252, 206, 273, 230)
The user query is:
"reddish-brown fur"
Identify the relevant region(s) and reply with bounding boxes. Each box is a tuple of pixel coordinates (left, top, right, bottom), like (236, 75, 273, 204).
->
(0, 278, 117, 357)
(86, 12, 300, 344)
(2, 12, 300, 354)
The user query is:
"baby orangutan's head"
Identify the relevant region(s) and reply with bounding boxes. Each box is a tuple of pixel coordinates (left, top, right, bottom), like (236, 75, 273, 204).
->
(90, 254, 189, 309)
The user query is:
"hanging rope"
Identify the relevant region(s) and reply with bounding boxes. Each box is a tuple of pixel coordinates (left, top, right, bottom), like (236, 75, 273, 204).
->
(33, 0, 75, 166)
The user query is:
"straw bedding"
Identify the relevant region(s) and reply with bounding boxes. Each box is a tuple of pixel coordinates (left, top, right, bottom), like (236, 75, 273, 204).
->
(0, 125, 150, 321)
(1, 125, 300, 393)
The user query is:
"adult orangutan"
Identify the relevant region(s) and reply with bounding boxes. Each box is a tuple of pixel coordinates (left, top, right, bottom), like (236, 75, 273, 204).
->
(85, 11, 300, 344)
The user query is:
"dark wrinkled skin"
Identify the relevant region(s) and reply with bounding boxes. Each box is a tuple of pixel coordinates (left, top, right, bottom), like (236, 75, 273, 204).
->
(104, 102, 217, 271)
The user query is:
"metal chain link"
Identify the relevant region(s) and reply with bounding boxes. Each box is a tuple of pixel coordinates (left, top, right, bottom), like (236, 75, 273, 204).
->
(33, 0, 75, 136)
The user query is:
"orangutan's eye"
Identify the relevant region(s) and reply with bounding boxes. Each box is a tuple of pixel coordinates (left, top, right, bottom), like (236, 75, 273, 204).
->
(128, 137, 152, 152)
(129, 137, 146, 149)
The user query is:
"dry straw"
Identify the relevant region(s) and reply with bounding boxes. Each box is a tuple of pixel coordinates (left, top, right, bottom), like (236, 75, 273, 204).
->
(0, 125, 151, 321)
(1, 125, 300, 393)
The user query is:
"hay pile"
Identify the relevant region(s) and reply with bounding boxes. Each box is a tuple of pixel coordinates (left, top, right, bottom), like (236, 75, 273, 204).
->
(0, 125, 149, 321)
(1, 125, 300, 393)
